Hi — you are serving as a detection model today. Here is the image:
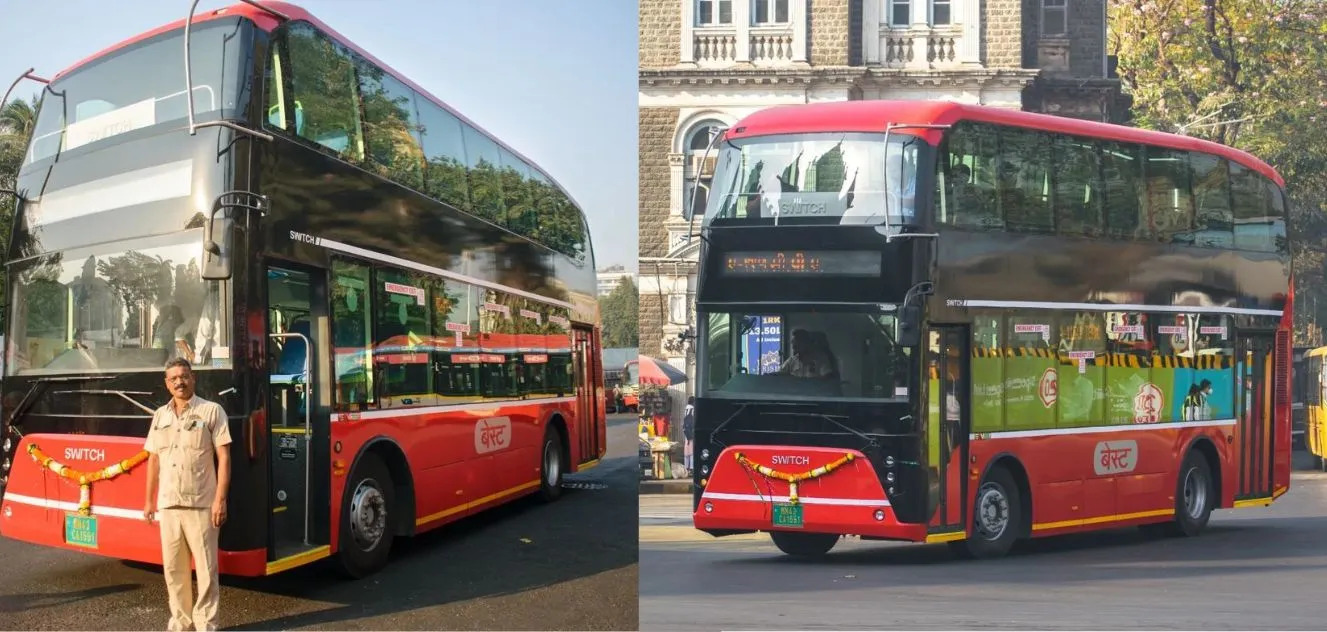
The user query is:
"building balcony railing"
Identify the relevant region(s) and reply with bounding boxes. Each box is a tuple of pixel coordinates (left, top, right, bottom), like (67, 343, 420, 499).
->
(877, 25, 966, 69)
(692, 26, 800, 66)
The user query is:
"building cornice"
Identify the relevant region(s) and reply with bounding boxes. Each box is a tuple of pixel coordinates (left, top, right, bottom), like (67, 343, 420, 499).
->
(862, 67, 1043, 89)
(640, 66, 866, 89)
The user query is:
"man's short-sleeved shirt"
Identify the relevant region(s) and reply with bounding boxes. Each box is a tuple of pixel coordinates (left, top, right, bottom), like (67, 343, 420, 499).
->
(144, 395, 231, 509)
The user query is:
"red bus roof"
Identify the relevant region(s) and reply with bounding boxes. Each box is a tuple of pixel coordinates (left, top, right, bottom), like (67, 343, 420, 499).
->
(52, 1, 582, 209)
(725, 100, 1285, 188)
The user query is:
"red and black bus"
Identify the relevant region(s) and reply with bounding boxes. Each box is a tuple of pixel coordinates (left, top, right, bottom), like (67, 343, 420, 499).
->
(686, 100, 1291, 559)
(0, 0, 605, 577)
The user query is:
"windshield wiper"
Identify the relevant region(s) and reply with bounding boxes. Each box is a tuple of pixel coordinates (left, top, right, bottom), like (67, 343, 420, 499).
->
(5, 375, 116, 436)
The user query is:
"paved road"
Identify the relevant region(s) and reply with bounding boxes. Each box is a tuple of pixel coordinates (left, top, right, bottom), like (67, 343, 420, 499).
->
(0, 414, 638, 631)
(640, 454, 1327, 630)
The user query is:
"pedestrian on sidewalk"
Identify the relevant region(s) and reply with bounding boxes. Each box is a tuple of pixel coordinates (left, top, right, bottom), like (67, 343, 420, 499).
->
(142, 357, 233, 632)
(683, 396, 695, 474)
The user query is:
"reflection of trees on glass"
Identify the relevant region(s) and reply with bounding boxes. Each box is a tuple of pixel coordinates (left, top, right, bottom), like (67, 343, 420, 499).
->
(417, 100, 470, 211)
(331, 261, 374, 407)
(358, 62, 424, 190)
(98, 251, 174, 343)
(286, 22, 363, 160)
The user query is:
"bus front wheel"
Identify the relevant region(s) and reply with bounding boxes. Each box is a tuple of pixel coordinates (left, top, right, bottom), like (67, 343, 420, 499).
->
(338, 453, 395, 578)
(770, 531, 839, 557)
(953, 466, 1022, 559)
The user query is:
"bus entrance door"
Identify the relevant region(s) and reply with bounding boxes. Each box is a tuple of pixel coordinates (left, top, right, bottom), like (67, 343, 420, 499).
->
(929, 326, 970, 537)
(1235, 331, 1276, 502)
(572, 326, 602, 466)
(265, 266, 331, 564)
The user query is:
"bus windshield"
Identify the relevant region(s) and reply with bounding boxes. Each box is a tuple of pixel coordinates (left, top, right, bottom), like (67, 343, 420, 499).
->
(23, 18, 252, 166)
(700, 310, 913, 401)
(7, 229, 227, 376)
(702, 132, 922, 226)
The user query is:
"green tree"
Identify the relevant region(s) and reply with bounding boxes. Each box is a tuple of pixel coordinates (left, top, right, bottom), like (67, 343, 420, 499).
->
(0, 96, 40, 330)
(599, 276, 638, 347)
(1110, 0, 1327, 343)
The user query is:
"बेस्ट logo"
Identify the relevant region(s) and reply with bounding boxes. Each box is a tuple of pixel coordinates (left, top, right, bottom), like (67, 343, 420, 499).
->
(1093, 439, 1139, 475)
(474, 416, 512, 454)
(1133, 383, 1163, 424)
(1038, 367, 1058, 408)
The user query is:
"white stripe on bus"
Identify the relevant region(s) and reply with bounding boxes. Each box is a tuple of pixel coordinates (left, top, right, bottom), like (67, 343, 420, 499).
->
(970, 418, 1236, 440)
(950, 299, 1283, 317)
(352, 396, 578, 420)
(30, 159, 194, 227)
(701, 491, 891, 507)
(2, 492, 144, 521)
(310, 236, 576, 310)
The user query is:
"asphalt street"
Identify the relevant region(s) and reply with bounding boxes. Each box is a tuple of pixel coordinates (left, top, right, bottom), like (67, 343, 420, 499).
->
(639, 452, 1327, 630)
(0, 413, 639, 631)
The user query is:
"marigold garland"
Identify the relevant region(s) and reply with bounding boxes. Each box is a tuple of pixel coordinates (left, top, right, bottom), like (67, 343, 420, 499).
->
(26, 444, 150, 516)
(734, 451, 855, 505)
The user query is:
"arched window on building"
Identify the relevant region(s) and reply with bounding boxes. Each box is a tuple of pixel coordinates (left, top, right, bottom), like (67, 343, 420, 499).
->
(684, 120, 725, 217)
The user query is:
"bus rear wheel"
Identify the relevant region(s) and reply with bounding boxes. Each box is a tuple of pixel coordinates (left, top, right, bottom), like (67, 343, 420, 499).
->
(1163, 450, 1214, 537)
(770, 531, 839, 557)
(953, 466, 1022, 560)
(538, 426, 565, 502)
(338, 453, 395, 578)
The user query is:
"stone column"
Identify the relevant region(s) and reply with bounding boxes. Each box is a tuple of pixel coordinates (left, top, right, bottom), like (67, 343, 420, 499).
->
(679, 0, 696, 65)
(863, 0, 881, 64)
(959, 0, 981, 65)
(735, 0, 752, 63)
(791, 0, 808, 63)
(910, 0, 931, 68)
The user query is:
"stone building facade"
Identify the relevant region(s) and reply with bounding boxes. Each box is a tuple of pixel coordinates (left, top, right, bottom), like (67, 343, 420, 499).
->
(638, 0, 1128, 382)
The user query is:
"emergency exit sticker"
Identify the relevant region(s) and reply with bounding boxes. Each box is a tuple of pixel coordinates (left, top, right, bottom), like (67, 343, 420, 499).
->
(384, 282, 425, 306)
(1014, 323, 1050, 342)
(1157, 325, 1186, 337)
(1199, 326, 1228, 340)
(1067, 350, 1095, 374)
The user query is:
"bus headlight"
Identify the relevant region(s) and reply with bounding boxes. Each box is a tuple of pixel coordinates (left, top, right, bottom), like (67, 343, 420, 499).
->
(1, 458, 9, 472)
(701, 464, 710, 475)
(1, 436, 9, 452)
(885, 471, 896, 483)
(884, 455, 896, 468)
(701, 449, 710, 461)
(874, 509, 886, 521)
(704, 502, 713, 513)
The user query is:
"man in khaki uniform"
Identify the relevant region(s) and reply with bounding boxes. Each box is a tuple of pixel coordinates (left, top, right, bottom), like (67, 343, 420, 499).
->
(142, 357, 232, 632)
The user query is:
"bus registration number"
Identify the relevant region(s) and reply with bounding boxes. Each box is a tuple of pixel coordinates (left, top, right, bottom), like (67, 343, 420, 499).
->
(65, 513, 98, 549)
(772, 503, 803, 528)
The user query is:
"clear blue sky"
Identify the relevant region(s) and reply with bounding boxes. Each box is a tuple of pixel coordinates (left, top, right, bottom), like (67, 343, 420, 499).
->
(0, 0, 638, 272)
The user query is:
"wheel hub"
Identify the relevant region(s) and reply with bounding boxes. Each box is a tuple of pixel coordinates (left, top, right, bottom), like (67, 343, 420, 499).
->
(544, 441, 560, 485)
(350, 479, 387, 551)
(976, 483, 1009, 540)
(1183, 467, 1208, 519)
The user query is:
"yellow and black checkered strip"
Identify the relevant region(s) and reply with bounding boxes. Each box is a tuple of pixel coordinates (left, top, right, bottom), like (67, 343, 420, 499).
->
(969, 347, 1234, 369)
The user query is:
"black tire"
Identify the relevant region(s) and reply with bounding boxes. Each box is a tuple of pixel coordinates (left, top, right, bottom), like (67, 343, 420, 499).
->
(1163, 450, 1214, 537)
(337, 453, 395, 579)
(538, 426, 565, 502)
(953, 466, 1022, 559)
(769, 531, 839, 557)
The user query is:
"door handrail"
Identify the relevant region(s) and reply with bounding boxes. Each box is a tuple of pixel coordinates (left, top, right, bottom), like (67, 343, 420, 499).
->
(269, 331, 312, 545)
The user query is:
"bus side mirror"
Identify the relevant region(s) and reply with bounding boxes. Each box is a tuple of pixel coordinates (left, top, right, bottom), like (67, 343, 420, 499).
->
(897, 304, 921, 348)
(202, 192, 268, 281)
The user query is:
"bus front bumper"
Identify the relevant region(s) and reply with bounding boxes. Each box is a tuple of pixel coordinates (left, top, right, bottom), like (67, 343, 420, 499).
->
(0, 494, 269, 576)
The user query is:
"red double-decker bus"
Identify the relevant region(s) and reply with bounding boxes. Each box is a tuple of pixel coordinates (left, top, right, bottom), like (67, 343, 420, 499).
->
(685, 100, 1292, 559)
(0, 0, 605, 577)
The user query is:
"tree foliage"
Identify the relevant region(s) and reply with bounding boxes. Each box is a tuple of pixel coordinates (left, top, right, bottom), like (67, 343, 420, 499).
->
(0, 96, 39, 330)
(599, 276, 639, 347)
(1110, 0, 1327, 343)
